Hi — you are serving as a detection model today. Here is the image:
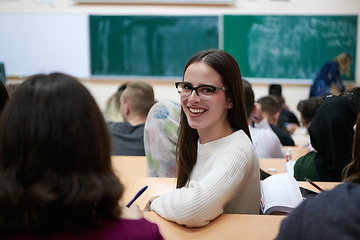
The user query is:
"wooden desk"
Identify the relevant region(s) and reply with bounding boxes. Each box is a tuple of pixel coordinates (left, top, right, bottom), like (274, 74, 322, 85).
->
(144, 211, 285, 240)
(118, 176, 339, 240)
(259, 158, 287, 175)
(119, 176, 137, 205)
(112, 155, 147, 178)
(123, 177, 177, 209)
(298, 181, 340, 192)
(282, 146, 307, 160)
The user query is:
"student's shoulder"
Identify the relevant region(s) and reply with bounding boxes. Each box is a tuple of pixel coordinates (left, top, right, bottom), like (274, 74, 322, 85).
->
(107, 121, 129, 131)
(276, 182, 360, 240)
(251, 126, 278, 138)
(296, 182, 360, 217)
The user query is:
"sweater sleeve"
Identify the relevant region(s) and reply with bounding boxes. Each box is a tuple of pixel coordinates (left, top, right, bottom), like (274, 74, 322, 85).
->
(150, 145, 254, 227)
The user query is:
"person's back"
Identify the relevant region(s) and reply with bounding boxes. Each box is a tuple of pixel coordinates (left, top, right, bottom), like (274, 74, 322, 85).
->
(256, 95, 295, 146)
(103, 83, 128, 122)
(294, 95, 357, 182)
(296, 97, 322, 129)
(269, 84, 299, 132)
(108, 81, 155, 156)
(0, 73, 163, 240)
(108, 120, 148, 156)
(275, 113, 360, 240)
(275, 181, 360, 240)
(243, 80, 285, 158)
(144, 99, 181, 177)
(269, 124, 295, 146)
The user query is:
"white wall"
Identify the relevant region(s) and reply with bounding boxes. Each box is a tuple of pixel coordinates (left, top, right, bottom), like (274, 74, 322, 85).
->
(1, 0, 359, 117)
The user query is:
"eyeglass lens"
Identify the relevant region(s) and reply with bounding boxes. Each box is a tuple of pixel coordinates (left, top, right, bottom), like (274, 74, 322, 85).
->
(176, 83, 215, 100)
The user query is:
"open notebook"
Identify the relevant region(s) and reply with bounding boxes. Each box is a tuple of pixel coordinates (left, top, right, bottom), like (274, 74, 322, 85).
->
(261, 173, 303, 215)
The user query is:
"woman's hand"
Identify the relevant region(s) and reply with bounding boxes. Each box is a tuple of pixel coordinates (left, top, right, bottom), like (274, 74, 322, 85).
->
(143, 196, 159, 211)
(121, 204, 144, 220)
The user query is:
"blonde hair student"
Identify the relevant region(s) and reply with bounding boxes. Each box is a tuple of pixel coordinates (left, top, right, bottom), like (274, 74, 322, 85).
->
(144, 49, 261, 227)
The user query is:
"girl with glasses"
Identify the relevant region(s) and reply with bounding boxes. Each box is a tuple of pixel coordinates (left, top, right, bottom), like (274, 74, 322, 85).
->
(145, 49, 260, 227)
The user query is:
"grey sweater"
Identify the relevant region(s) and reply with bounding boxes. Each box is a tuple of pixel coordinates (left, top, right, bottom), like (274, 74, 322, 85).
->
(275, 181, 360, 240)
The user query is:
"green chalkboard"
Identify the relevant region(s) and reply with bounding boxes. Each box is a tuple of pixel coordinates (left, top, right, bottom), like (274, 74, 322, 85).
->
(90, 15, 219, 77)
(224, 15, 358, 80)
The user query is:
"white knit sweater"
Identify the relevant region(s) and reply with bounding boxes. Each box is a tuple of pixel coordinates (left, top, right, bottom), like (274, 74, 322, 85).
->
(150, 130, 261, 227)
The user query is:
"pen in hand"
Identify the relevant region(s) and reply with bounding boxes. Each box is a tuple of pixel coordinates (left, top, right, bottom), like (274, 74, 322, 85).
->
(304, 178, 324, 191)
(126, 186, 148, 208)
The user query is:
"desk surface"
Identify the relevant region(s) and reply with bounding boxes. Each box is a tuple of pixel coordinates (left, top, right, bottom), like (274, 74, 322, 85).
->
(124, 177, 176, 209)
(121, 176, 340, 206)
(259, 158, 287, 175)
(298, 181, 339, 192)
(112, 155, 147, 178)
(120, 176, 339, 240)
(144, 211, 285, 240)
(282, 146, 308, 160)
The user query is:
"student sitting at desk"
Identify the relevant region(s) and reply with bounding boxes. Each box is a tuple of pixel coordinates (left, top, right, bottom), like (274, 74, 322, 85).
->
(103, 82, 128, 122)
(269, 83, 299, 134)
(296, 96, 322, 152)
(256, 95, 295, 146)
(0, 73, 163, 240)
(296, 97, 322, 130)
(144, 49, 261, 227)
(243, 79, 285, 158)
(293, 95, 357, 182)
(275, 114, 360, 240)
(108, 81, 155, 156)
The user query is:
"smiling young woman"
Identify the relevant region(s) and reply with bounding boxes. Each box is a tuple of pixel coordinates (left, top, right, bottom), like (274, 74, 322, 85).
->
(145, 49, 261, 228)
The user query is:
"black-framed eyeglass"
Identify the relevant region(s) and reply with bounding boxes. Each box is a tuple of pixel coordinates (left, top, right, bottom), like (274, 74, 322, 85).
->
(322, 92, 354, 102)
(175, 82, 226, 100)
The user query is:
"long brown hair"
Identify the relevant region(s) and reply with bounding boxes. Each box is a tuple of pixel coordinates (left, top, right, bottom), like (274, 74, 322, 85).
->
(176, 49, 250, 188)
(0, 73, 123, 235)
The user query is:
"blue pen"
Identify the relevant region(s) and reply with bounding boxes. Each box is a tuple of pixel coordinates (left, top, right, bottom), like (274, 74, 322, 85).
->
(126, 186, 148, 208)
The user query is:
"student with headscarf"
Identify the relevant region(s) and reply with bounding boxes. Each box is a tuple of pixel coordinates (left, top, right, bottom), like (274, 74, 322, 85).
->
(275, 114, 360, 240)
(293, 95, 357, 182)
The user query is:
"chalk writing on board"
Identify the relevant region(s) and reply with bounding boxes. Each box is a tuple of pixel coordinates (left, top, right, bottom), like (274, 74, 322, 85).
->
(90, 16, 219, 77)
(224, 15, 357, 80)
